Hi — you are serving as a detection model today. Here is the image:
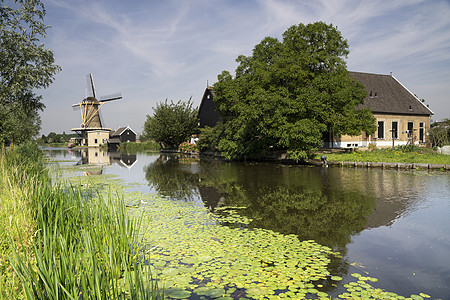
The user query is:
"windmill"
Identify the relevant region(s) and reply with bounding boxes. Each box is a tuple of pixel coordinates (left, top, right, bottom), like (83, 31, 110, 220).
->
(71, 74, 122, 146)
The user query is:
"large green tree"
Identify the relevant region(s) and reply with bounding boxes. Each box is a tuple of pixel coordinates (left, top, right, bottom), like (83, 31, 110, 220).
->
(142, 99, 198, 149)
(212, 22, 376, 161)
(0, 0, 61, 146)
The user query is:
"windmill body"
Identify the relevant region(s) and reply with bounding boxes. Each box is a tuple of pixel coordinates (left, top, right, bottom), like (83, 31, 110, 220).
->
(71, 74, 122, 147)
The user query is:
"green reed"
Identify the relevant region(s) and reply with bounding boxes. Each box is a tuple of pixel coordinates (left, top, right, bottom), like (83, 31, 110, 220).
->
(2, 143, 161, 299)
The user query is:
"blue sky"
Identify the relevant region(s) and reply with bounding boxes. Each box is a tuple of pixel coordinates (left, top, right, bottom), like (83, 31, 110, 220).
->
(38, 0, 450, 135)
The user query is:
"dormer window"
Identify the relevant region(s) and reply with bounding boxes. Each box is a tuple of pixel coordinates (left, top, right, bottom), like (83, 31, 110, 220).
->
(409, 105, 412, 111)
(374, 92, 378, 98)
(369, 91, 373, 98)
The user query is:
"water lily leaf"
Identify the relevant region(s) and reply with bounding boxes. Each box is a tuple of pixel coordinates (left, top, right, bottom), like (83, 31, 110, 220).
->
(195, 287, 226, 298)
(165, 288, 192, 299)
(162, 268, 179, 276)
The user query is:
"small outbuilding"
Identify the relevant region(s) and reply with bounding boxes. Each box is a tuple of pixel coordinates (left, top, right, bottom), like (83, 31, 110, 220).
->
(108, 126, 137, 150)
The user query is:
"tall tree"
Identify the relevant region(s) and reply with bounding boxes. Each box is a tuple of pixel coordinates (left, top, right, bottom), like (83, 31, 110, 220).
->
(142, 99, 198, 149)
(212, 22, 376, 161)
(0, 0, 61, 146)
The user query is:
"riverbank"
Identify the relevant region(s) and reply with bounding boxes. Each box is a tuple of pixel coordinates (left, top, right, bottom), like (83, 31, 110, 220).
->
(0, 143, 161, 299)
(314, 146, 450, 171)
(187, 147, 450, 171)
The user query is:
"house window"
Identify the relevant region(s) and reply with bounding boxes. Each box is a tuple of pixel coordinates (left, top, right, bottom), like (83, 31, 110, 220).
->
(419, 122, 424, 143)
(377, 121, 384, 139)
(94, 138, 98, 144)
(407, 122, 414, 132)
(407, 122, 414, 140)
(392, 121, 398, 139)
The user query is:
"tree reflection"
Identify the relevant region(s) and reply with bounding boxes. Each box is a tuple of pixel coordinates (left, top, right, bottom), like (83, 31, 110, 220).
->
(144, 154, 376, 249)
(144, 154, 201, 201)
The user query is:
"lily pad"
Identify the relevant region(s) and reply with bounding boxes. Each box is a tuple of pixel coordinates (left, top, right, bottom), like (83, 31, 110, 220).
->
(165, 288, 192, 299)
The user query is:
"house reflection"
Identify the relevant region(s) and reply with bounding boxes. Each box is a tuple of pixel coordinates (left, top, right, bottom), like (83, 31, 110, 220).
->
(76, 148, 137, 174)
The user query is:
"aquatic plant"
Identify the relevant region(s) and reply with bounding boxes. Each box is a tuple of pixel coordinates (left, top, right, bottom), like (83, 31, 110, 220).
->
(122, 190, 429, 299)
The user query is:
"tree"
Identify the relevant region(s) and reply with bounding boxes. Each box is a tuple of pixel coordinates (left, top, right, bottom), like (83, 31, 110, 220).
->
(429, 119, 450, 147)
(142, 99, 198, 149)
(211, 22, 376, 161)
(0, 0, 61, 146)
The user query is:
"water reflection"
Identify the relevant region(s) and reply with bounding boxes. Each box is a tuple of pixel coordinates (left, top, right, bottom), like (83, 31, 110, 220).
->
(144, 155, 432, 250)
(44, 148, 138, 173)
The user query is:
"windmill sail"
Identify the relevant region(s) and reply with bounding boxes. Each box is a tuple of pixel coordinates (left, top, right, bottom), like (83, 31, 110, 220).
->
(99, 93, 122, 102)
(86, 73, 96, 98)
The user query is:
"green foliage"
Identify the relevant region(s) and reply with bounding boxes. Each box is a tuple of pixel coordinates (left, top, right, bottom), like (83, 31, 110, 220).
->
(142, 98, 198, 149)
(37, 131, 77, 144)
(198, 125, 222, 152)
(0, 0, 61, 145)
(429, 119, 450, 147)
(119, 141, 161, 152)
(210, 21, 376, 161)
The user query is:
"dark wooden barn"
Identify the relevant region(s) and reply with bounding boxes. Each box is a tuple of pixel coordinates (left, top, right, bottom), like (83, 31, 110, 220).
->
(198, 86, 221, 128)
(109, 126, 137, 150)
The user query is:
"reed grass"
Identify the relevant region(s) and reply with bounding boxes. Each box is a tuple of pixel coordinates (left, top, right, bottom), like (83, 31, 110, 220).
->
(1, 142, 162, 299)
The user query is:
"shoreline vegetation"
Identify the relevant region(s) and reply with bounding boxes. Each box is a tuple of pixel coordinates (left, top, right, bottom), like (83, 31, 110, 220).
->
(0, 142, 161, 299)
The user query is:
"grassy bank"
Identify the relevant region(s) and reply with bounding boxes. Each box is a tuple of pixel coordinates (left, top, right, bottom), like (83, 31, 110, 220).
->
(318, 146, 450, 165)
(0, 143, 45, 298)
(0, 143, 161, 299)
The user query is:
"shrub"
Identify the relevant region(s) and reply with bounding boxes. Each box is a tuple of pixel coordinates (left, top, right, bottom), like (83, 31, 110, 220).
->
(178, 142, 198, 153)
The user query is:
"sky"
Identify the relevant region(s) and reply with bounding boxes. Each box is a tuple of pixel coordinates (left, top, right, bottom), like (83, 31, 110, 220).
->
(38, 0, 450, 136)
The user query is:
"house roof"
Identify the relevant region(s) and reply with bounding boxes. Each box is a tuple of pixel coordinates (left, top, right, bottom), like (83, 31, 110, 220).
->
(111, 126, 137, 137)
(349, 71, 433, 116)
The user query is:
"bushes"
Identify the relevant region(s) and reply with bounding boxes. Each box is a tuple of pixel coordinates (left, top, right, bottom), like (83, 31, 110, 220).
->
(178, 142, 198, 153)
(119, 141, 161, 152)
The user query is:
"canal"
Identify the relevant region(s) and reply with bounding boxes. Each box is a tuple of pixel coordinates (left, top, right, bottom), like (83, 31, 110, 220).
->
(46, 148, 450, 299)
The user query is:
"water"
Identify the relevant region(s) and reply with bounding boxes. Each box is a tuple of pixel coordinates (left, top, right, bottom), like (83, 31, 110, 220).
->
(45, 148, 450, 299)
